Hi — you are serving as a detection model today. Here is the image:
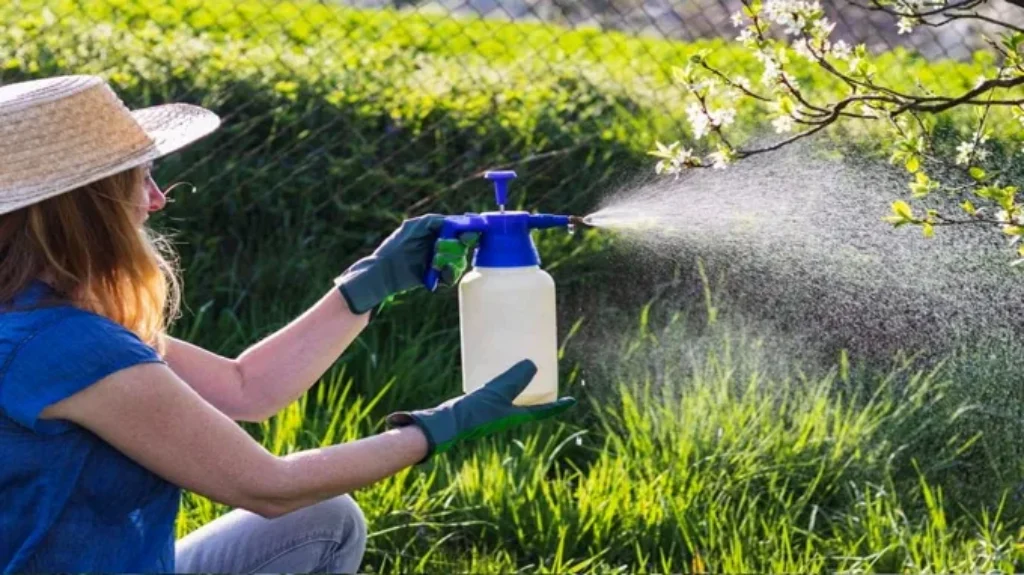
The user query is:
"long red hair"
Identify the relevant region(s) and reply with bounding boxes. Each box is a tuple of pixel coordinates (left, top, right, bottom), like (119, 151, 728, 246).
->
(0, 166, 181, 354)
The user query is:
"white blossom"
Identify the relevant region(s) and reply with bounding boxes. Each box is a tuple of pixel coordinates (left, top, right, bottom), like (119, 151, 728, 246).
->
(760, 57, 782, 87)
(686, 101, 736, 141)
(737, 28, 757, 46)
(731, 11, 745, 27)
(764, 0, 824, 36)
(956, 134, 990, 165)
(811, 17, 835, 38)
(956, 141, 974, 165)
(831, 40, 852, 61)
(710, 148, 735, 169)
(709, 106, 737, 128)
(996, 209, 1022, 233)
(772, 114, 796, 133)
(793, 38, 814, 60)
(655, 146, 698, 178)
(897, 17, 914, 35)
(686, 103, 710, 140)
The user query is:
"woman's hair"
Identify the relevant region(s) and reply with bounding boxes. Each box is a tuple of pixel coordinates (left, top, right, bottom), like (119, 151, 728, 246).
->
(0, 166, 181, 354)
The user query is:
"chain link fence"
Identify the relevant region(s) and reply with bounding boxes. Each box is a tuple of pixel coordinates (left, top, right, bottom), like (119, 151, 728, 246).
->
(350, 0, 1019, 59)
(4, 0, 1017, 210)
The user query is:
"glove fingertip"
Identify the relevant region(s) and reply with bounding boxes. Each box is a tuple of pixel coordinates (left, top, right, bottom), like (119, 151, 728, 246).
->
(512, 358, 538, 379)
(508, 359, 539, 394)
(526, 396, 577, 419)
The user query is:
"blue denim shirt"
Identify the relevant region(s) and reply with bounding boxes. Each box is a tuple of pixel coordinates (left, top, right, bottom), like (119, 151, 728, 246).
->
(0, 280, 179, 573)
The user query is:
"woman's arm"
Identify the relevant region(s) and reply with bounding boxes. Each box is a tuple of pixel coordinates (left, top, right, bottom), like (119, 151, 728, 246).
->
(166, 214, 469, 422)
(41, 361, 427, 518)
(39, 356, 570, 518)
(164, 288, 370, 422)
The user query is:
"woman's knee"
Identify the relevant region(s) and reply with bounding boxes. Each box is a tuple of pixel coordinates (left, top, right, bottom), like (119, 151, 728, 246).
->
(314, 494, 367, 549)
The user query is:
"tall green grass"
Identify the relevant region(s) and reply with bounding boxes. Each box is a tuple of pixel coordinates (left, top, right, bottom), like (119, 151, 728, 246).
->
(175, 287, 1024, 573)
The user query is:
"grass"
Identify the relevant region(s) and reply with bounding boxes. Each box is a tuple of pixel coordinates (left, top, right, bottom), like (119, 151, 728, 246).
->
(172, 282, 1024, 573)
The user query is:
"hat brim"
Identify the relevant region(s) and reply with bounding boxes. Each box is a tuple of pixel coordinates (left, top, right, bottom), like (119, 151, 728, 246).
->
(131, 102, 221, 162)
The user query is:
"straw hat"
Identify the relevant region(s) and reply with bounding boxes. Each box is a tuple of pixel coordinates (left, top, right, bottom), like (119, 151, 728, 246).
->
(0, 75, 220, 216)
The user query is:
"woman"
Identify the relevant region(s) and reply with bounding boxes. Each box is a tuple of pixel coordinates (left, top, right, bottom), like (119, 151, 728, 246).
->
(0, 75, 575, 573)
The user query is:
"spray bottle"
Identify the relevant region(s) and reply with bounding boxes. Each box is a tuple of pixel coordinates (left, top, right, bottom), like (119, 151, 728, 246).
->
(423, 171, 583, 406)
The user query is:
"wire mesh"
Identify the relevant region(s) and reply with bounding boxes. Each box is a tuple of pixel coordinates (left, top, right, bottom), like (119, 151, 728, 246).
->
(3, 0, 1019, 213)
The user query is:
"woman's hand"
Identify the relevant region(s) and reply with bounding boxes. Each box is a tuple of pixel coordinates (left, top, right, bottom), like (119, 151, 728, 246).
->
(334, 214, 476, 315)
(385, 359, 576, 461)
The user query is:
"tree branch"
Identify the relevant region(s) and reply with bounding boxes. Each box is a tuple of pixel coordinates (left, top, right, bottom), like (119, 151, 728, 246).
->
(733, 97, 872, 158)
(851, 0, 1024, 33)
(812, 50, 920, 101)
(894, 75, 1024, 114)
(929, 12, 1024, 34)
(852, 0, 985, 18)
(699, 61, 773, 103)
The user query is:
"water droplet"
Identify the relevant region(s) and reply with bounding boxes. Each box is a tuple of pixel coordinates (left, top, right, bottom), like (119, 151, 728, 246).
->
(575, 436, 583, 446)
(567, 222, 576, 236)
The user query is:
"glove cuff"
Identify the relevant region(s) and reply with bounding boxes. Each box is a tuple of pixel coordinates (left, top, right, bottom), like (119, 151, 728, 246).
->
(335, 259, 386, 315)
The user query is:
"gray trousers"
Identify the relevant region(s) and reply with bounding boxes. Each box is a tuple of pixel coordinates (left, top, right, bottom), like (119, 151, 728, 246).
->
(174, 494, 367, 574)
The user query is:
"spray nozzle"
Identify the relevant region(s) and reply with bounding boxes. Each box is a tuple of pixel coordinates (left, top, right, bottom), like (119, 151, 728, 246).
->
(569, 215, 588, 228)
(485, 170, 516, 210)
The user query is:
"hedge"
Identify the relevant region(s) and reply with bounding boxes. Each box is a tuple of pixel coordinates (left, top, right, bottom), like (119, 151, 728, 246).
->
(0, 0, 1008, 358)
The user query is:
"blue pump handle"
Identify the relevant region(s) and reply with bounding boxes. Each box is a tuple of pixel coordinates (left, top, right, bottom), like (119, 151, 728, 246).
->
(485, 170, 516, 208)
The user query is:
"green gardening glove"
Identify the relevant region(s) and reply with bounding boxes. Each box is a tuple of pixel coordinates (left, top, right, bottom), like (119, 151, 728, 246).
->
(335, 215, 473, 314)
(431, 232, 479, 286)
(386, 359, 576, 461)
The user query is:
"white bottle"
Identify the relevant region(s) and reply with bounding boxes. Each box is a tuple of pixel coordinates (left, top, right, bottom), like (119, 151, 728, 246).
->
(459, 265, 558, 405)
(425, 170, 571, 405)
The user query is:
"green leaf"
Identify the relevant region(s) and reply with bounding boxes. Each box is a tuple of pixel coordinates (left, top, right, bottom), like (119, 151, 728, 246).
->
(969, 167, 986, 181)
(961, 200, 976, 215)
(671, 66, 692, 84)
(1006, 32, 1024, 51)
(892, 200, 913, 220)
(909, 171, 936, 198)
(922, 222, 934, 238)
(905, 155, 919, 173)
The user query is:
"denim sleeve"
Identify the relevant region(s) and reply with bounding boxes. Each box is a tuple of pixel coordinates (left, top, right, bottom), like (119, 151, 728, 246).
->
(0, 311, 164, 434)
